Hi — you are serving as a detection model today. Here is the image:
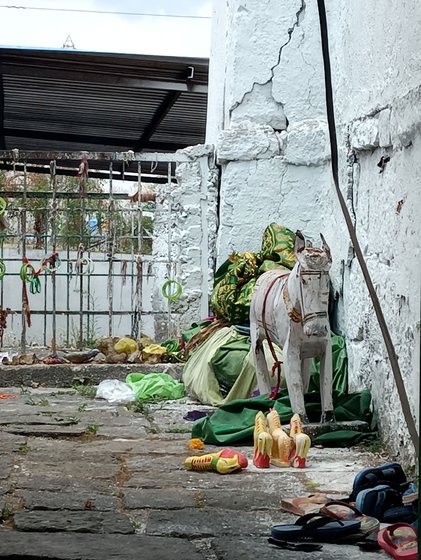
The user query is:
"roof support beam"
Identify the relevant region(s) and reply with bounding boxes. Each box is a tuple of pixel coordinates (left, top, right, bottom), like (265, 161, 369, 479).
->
(133, 91, 181, 151)
(2, 128, 190, 152)
(1, 63, 207, 94)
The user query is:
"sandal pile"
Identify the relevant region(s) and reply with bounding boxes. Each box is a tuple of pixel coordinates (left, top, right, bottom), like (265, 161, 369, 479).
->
(270, 462, 418, 558)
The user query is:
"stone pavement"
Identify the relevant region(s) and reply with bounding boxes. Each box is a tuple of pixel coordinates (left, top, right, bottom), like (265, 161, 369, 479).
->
(0, 386, 388, 559)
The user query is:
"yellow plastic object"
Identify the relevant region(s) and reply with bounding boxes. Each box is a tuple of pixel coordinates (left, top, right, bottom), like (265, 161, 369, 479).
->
(289, 413, 311, 468)
(141, 344, 167, 363)
(253, 411, 273, 468)
(183, 454, 241, 474)
(114, 337, 138, 355)
(267, 409, 292, 467)
(188, 438, 205, 450)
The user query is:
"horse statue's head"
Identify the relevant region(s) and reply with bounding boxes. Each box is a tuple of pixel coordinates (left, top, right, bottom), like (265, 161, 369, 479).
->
(293, 231, 332, 337)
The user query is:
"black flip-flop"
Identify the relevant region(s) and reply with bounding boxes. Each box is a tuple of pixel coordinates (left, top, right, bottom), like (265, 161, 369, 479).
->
(268, 537, 323, 552)
(271, 512, 361, 542)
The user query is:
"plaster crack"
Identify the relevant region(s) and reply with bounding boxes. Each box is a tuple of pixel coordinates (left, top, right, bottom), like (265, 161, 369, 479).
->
(229, 0, 306, 118)
(269, 0, 306, 81)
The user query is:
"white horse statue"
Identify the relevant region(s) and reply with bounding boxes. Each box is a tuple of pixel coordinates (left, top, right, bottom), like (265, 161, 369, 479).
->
(250, 231, 333, 423)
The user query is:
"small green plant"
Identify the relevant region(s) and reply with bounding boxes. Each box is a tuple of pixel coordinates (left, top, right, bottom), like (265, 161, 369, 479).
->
(304, 480, 321, 491)
(128, 401, 150, 415)
(72, 384, 97, 399)
(148, 427, 159, 434)
(78, 403, 88, 412)
(17, 444, 32, 454)
(66, 416, 81, 425)
(1, 506, 13, 520)
(85, 423, 102, 435)
(26, 397, 49, 407)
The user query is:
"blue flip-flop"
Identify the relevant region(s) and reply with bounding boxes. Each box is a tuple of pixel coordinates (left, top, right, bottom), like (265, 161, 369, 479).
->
(356, 484, 416, 523)
(271, 512, 361, 542)
(350, 463, 408, 500)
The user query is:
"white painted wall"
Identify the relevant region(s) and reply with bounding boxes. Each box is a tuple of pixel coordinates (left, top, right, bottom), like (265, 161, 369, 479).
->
(208, 0, 420, 462)
(152, 146, 218, 340)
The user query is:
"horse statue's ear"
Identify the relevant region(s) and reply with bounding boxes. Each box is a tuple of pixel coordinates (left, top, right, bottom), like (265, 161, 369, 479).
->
(294, 230, 305, 254)
(320, 233, 332, 262)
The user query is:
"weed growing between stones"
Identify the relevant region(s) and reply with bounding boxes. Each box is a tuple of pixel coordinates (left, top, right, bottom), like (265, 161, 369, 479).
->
(25, 397, 49, 407)
(304, 480, 321, 491)
(65, 416, 80, 425)
(72, 384, 97, 398)
(85, 423, 103, 435)
(17, 444, 32, 454)
(0, 505, 13, 521)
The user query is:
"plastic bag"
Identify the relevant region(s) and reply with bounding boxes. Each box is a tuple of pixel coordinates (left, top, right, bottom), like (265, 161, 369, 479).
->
(126, 372, 184, 402)
(114, 337, 138, 355)
(96, 379, 135, 404)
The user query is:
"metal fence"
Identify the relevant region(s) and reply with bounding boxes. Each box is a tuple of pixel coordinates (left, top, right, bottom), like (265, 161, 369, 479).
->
(0, 150, 187, 352)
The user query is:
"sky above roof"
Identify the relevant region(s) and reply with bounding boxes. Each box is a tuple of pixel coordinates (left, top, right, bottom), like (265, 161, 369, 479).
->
(0, 0, 212, 57)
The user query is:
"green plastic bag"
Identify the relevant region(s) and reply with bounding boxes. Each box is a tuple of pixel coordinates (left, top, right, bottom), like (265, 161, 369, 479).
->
(210, 336, 250, 394)
(126, 372, 184, 402)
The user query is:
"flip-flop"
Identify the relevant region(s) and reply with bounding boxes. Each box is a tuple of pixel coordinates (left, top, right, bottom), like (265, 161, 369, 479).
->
(377, 523, 418, 560)
(320, 500, 380, 534)
(356, 485, 416, 523)
(350, 463, 408, 500)
(271, 512, 361, 542)
(280, 493, 329, 516)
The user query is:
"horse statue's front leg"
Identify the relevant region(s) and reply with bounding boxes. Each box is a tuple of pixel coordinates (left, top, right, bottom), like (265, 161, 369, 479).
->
(283, 337, 308, 423)
(319, 336, 334, 423)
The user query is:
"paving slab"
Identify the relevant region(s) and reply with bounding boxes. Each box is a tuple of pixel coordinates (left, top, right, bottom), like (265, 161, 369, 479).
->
(145, 508, 275, 537)
(16, 490, 118, 511)
(123, 488, 199, 510)
(14, 510, 134, 534)
(0, 532, 204, 559)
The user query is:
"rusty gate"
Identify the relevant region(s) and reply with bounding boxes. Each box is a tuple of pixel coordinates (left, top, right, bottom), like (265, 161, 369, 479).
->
(0, 150, 193, 351)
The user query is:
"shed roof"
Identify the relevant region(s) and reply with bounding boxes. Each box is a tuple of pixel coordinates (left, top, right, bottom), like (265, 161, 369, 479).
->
(0, 47, 208, 179)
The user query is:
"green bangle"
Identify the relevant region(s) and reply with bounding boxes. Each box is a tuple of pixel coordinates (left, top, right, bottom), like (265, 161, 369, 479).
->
(162, 280, 182, 302)
(20, 263, 36, 282)
(0, 197, 7, 216)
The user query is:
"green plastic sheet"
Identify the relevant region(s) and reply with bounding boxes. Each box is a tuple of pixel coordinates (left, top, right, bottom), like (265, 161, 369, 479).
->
(182, 327, 257, 406)
(126, 372, 185, 402)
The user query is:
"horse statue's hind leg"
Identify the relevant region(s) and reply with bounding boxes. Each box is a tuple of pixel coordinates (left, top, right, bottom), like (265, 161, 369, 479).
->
(250, 319, 271, 395)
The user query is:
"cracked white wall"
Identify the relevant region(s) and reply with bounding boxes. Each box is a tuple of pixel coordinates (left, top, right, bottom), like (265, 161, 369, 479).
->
(207, 0, 420, 462)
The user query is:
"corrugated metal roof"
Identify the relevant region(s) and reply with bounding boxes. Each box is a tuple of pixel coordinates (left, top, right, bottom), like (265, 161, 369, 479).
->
(0, 47, 208, 175)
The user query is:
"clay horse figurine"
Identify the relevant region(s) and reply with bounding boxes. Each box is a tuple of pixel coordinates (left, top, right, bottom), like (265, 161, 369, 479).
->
(250, 231, 334, 424)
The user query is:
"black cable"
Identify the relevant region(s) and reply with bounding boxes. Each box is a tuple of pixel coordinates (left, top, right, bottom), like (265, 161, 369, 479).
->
(316, 0, 419, 455)
(0, 4, 210, 19)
